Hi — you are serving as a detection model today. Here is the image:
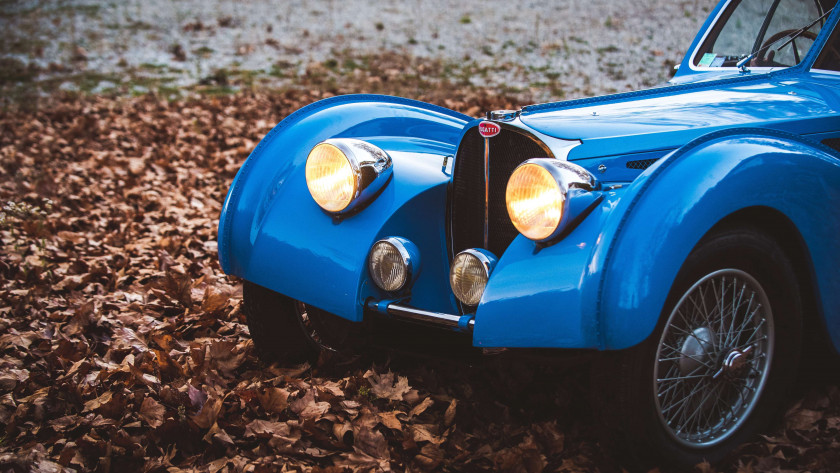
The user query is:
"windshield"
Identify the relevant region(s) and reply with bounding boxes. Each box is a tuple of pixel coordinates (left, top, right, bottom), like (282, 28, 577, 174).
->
(693, 0, 835, 68)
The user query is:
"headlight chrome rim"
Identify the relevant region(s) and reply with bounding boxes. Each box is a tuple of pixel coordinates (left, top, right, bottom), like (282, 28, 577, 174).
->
(305, 138, 393, 215)
(368, 237, 419, 293)
(506, 158, 598, 243)
(449, 249, 497, 307)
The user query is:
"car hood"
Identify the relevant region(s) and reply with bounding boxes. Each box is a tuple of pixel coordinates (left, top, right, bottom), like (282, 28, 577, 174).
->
(519, 73, 840, 160)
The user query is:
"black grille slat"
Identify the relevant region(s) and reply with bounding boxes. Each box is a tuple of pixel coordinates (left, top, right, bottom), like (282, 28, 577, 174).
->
(626, 158, 659, 170)
(450, 128, 550, 257)
(450, 129, 485, 254)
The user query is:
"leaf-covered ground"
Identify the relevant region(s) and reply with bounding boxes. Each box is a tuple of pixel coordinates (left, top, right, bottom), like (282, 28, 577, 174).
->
(1, 93, 839, 473)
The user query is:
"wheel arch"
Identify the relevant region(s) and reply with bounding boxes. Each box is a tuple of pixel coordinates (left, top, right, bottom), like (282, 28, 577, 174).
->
(218, 94, 469, 277)
(705, 207, 835, 357)
(594, 128, 840, 351)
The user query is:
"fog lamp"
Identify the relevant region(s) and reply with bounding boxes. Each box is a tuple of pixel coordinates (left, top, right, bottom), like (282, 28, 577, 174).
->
(449, 249, 497, 306)
(369, 237, 419, 292)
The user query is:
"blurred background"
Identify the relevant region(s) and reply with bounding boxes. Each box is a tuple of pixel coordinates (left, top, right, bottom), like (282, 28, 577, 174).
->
(5, 3, 840, 473)
(2, 0, 716, 107)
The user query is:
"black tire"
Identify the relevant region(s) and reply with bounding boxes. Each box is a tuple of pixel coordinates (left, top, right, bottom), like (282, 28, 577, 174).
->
(243, 281, 362, 364)
(592, 226, 802, 470)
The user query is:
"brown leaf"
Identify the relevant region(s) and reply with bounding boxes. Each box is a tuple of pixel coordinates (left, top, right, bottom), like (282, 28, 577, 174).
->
(201, 285, 230, 315)
(207, 423, 235, 446)
(207, 340, 246, 374)
(444, 399, 457, 426)
(333, 421, 354, 444)
(290, 390, 331, 421)
(244, 419, 291, 438)
(83, 391, 113, 413)
(257, 386, 290, 413)
(533, 421, 564, 455)
(364, 369, 412, 401)
(378, 411, 403, 431)
(786, 407, 822, 431)
(415, 443, 444, 470)
(0, 368, 29, 390)
(411, 424, 445, 445)
(139, 396, 165, 428)
(409, 397, 434, 418)
(354, 426, 390, 460)
(191, 396, 222, 429)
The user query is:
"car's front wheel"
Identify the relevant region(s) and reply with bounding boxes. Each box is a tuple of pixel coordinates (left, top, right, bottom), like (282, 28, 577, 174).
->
(593, 227, 802, 469)
(243, 281, 362, 364)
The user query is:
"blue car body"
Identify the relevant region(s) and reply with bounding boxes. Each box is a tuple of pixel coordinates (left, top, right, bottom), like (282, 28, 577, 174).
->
(219, 0, 840, 355)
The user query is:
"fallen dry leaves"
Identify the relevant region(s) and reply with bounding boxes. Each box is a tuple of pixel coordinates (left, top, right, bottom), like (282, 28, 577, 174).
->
(0, 93, 839, 473)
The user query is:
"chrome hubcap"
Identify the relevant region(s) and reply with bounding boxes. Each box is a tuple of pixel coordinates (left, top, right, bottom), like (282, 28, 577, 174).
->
(679, 327, 715, 376)
(654, 269, 774, 448)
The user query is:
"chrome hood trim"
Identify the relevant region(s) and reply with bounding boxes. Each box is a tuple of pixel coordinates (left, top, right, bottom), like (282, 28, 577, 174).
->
(489, 115, 581, 160)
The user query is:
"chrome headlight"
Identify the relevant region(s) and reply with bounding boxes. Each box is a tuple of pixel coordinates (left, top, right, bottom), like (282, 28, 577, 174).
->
(506, 159, 598, 242)
(305, 138, 392, 215)
(368, 237, 420, 293)
(450, 249, 497, 306)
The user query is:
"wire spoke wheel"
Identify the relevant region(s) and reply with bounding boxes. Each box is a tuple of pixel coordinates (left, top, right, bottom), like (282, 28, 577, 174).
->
(654, 269, 774, 448)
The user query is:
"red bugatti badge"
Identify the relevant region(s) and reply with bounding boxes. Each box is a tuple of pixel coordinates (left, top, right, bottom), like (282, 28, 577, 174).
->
(478, 121, 501, 138)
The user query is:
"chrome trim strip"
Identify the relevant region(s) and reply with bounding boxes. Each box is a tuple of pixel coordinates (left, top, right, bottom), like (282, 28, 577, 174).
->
(315, 138, 393, 215)
(509, 158, 601, 243)
(367, 300, 474, 329)
(483, 137, 490, 248)
(810, 68, 840, 75)
(456, 248, 497, 275)
(493, 116, 581, 160)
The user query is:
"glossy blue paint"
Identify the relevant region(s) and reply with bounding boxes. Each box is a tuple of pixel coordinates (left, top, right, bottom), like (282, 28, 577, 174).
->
(218, 95, 469, 321)
(521, 74, 840, 160)
(220, 1, 840, 355)
(473, 129, 840, 350)
(473, 188, 626, 348)
(592, 129, 840, 350)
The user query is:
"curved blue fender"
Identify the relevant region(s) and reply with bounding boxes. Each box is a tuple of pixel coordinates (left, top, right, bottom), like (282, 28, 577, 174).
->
(474, 188, 625, 348)
(219, 94, 470, 321)
(475, 128, 840, 351)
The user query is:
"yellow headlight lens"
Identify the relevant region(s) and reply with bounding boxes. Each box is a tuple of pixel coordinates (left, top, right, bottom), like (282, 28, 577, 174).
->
(505, 163, 564, 240)
(305, 143, 357, 213)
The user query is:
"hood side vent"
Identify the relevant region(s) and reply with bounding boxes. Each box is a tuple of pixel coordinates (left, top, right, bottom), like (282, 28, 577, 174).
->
(626, 158, 660, 170)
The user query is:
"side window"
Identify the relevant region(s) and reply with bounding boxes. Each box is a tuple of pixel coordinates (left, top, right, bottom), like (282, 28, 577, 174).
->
(814, 20, 840, 70)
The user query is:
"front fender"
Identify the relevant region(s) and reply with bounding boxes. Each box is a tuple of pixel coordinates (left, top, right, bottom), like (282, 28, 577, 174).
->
(474, 129, 840, 351)
(219, 95, 470, 321)
(595, 128, 840, 350)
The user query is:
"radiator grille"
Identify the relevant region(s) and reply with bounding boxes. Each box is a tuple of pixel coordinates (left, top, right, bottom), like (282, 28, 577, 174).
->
(449, 127, 551, 257)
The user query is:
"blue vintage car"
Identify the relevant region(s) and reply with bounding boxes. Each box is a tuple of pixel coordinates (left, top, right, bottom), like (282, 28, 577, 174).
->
(219, 0, 840, 467)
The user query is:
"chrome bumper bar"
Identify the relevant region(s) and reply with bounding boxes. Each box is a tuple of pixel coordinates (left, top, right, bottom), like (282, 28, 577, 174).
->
(366, 300, 475, 331)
